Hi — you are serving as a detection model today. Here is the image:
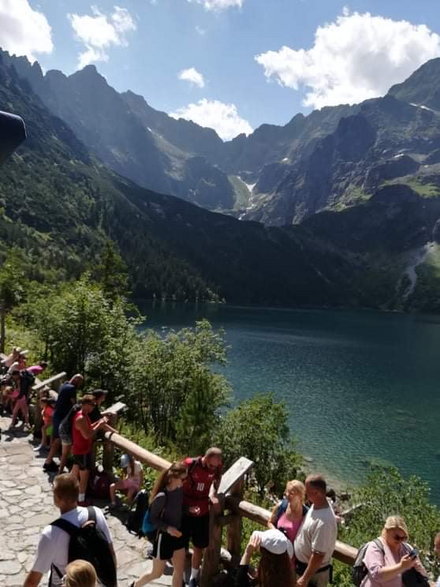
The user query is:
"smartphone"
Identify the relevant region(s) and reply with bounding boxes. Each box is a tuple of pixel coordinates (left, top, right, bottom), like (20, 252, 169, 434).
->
(408, 548, 418, 559)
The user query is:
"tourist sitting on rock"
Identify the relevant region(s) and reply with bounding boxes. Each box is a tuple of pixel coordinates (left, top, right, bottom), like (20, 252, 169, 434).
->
(268, 479, 307, 567)
(359, 515, 428, 587)
(43, 374, 84, 473)
(109, 453, 144, 509)
(235, 529, 295, 587)
(64, 559, 97, 587)
(71, 395, 111, 505)
(130, 462, 188, 587)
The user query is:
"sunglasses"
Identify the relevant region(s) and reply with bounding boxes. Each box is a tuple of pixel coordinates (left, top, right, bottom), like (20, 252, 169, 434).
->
(393, 533, 407, 541)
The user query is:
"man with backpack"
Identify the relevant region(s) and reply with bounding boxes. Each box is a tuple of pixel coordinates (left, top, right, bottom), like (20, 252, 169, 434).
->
(23, 473, 117, 587)
(181, 447, 223, 587)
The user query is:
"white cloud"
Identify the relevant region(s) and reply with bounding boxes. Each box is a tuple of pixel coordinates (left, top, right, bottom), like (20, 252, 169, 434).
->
(179, 67, 205, 88)
(188, 0, 243, 12)
(256, 11, 440, 109)
(69, 5, 136, 69)
(0, 0, 53, 61)
(170, 99, 253, 140)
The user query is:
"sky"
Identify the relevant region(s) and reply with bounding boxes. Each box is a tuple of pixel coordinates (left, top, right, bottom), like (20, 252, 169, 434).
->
(1, 0, 440, 140)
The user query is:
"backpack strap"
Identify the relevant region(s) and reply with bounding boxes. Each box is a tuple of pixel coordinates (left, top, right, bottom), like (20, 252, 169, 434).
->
(87, 505, 97, 524)
(275, 498, 289, 526)
(51, 517, 78, 536)
(372, 538, 385, 553)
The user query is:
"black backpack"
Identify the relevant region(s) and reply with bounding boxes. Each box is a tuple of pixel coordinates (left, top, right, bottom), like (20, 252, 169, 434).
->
(51, 506, 117, 587)
(352, 538, 384, 586)
(126, 489, 149, 536)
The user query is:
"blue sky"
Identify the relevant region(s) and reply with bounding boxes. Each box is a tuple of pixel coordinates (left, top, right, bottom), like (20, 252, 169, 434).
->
(2, 0, 440, 139)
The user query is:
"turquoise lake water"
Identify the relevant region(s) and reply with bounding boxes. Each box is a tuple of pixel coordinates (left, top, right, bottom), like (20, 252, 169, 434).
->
(140, 303, 440, 503)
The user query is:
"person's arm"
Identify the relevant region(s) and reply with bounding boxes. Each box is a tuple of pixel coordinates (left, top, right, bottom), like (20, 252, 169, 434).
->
(297, 551, 325, 586)
(75, 415, 96, 439)
(364, 542, 416, 582)
(149, 494, 171, 532)
(23, 571, 42, 587)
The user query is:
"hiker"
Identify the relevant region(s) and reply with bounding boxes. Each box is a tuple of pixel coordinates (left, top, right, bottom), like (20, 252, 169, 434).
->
(109, 453, 144, 508)
(1, 346, 21, 370)
(294, 474, 338, 587)
(64, 560, 97, 587)
(235, 529, 295, 587)
(34, 396, 56, 451)
(181, 446, 223, 587)
(7, 349, 27, 373)
(70, 395, 111, 505)
(27, 361, 48, 377)
(9, 369, 34, 430)
(44, 374, 84, 473)
(359, 516, 428, 587)
(23, 473, 116, 587)
(130, 462, 188, 587)
(268, 479, 307, 558)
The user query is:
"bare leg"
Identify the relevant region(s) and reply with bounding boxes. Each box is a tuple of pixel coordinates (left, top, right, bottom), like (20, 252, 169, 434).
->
(192, 547, 203, 572)
(58, 443, 71, 473)
(78, 469, 90, 497)
(134, 558, 166, 587)
(10, 400, 20, 427)
(44, 438, 60, 465)
(171, 548, 185, 587)
(71, 463, 79, 481)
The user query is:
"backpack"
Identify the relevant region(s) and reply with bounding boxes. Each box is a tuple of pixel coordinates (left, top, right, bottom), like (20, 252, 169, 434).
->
(274, 498, 309, 527)
(58, 404, 80, 440)
(352, 538, 384, 587)
(126, 489, 149, 536)
(51, 506, 117, 587)
(140, 490, 168, 541)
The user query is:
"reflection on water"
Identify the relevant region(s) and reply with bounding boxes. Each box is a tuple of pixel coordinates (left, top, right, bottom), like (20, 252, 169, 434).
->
(139, 302, 440, 503)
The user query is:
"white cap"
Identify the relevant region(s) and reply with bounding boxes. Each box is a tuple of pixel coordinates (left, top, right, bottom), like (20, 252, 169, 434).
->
(252, 529, 294, 558)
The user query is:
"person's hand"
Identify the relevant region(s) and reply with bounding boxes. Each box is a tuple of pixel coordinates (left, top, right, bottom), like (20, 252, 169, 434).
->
(400, 554, 416, 571)
(167, 526, 182, 538)
(296, 575, 309, 587)
(210, 495, 219, 506)
(245, 532, 261, 555)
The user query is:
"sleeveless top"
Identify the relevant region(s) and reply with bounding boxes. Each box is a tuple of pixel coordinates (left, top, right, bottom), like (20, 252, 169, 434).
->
(72, 411, 93, 455)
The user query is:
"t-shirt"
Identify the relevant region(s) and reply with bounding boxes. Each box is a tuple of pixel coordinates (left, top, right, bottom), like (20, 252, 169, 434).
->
(31, 506, 112, 587)
(54, 383, 77, 421)
(150, 487, 183, 531)
(182, 456, 222, 516)
(294, 503, 337, 567)
(277, 511, 303, 549)
(27, 365, 44, 376)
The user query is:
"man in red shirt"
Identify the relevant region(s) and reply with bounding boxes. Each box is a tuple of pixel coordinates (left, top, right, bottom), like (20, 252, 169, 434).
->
(182, 447, 223, 587)
(71, 395, 109, 505)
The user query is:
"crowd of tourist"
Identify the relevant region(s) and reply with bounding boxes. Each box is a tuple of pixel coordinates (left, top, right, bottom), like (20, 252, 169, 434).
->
(0, 347, 439, 587)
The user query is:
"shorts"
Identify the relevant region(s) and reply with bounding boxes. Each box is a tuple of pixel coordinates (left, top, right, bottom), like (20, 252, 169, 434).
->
(119, 478, 141, 492)
(153, 531, 185, 560)
(59, 428, 72, 446)
(46, 425, 53, 437)
(182, 513, 210, 549)
(72, 453, 93, 470)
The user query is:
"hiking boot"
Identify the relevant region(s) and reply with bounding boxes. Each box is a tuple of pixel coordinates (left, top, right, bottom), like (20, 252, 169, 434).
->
(188, 579, 199, 587)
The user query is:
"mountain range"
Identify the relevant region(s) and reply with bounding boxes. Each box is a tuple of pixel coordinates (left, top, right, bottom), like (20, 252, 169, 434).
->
(2, 48, 440, 311)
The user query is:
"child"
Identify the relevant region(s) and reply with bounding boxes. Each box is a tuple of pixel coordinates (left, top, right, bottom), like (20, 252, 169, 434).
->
(34, 396, 55, 451)
(109, 453, 144, 508)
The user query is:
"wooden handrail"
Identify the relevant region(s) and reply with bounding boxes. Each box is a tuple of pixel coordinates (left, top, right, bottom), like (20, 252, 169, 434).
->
(33, 371, 66, 391)
(103, 429, 359, 569)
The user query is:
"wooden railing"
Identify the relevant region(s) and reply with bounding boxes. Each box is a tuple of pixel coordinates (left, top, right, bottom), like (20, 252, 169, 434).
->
(104, 429, 358, 586)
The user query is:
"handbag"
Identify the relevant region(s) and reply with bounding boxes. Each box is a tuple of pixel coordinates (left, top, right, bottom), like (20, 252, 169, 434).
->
(402, 568, 430, 587)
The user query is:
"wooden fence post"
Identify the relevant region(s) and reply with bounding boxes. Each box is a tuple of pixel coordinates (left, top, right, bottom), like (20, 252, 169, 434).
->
(200, 457, 254, 586)
(102, 413, 118, 472)
(226, 478, 245, 566)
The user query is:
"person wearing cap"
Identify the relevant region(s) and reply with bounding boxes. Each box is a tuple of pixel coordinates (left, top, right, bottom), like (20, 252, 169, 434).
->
(294, 474, 337, 587)
(181, 447, 223, 587)
(109, 453, 144, 509)
(71, 394, 111, 505)
(360, 516, 428, 587)
(235, 529, 295, 587)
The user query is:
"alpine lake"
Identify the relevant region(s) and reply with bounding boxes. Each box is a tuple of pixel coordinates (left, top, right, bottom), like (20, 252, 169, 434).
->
(139, 303, 440, 504)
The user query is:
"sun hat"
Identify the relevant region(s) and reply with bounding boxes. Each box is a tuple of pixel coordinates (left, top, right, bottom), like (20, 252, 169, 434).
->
(252, 529, 294, 558)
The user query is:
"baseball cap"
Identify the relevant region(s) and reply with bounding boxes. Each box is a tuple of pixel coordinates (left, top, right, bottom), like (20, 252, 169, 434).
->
(91, 389, 108, 397)
(120, 454, 131, 468)
(252, 529, 293, 558)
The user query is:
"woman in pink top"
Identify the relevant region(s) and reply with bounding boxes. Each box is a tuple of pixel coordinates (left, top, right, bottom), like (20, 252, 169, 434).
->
(268, 480, 307, 555)
(361, 516, 428, 587)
